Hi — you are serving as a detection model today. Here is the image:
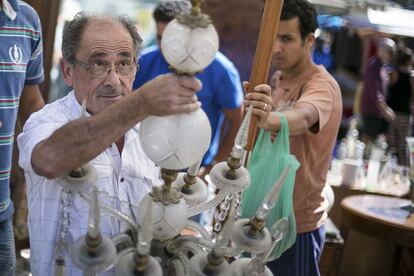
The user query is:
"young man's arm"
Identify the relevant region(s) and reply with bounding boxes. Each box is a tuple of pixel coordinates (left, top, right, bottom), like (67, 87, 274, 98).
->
(18, 84, 45, 125)
(266, 102, 319, 136)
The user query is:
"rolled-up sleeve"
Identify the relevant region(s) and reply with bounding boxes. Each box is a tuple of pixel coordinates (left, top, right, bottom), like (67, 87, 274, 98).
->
(17, 110, 66, 172)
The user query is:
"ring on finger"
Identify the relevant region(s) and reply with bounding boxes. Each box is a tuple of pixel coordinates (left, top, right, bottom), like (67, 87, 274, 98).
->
(263, 103, 268, 110)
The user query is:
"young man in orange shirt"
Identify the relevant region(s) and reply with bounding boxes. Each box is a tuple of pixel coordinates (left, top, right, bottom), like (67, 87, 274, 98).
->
(262, 0, 342, 275)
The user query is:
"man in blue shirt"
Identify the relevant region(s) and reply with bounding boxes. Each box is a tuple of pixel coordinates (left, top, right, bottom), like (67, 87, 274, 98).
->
(133, 0, 243, 176)
(0, 0, 45, 274)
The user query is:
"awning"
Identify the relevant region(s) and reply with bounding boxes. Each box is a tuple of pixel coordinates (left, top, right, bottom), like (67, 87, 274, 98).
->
(309, 0, 349, 15)
(367, 7, 414, 37)
(342, 4, 414, 37)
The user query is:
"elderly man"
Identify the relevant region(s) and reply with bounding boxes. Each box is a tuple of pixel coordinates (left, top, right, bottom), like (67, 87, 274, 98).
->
(17, 12, 271, 275)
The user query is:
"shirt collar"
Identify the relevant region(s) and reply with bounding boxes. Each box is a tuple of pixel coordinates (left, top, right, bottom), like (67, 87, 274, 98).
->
(1, 0, 19, 20)
(67, 90, 92, 119)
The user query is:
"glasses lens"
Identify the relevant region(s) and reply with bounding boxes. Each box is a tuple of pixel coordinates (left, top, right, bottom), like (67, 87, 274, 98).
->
(118, 65, 132, 76)
(89, 64, 108, 78)
(87, 61, 137, 78)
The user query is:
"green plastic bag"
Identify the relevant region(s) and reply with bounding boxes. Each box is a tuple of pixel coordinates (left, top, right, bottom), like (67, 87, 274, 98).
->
(241, 113, 300, 261)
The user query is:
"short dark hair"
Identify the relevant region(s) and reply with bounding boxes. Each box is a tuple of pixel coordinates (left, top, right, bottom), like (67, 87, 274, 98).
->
(62, 12, 143, 63)
(280, 0, 318, 39)
(153, 0, 191, 23)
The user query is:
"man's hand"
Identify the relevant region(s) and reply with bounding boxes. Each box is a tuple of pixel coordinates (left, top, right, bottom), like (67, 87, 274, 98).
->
(137, 73, 202, 116)
(243, 81, 273, 128)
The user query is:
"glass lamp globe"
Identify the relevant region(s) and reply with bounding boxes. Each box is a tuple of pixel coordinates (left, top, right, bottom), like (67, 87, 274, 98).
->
(136, 195, 188, 241)
(139, 108, 211, 170)
(230, 258, 273, 276)
(161, 18, 219, 74)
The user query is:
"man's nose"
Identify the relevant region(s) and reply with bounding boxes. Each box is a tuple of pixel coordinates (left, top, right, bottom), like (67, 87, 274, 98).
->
(273, 39, 282, 53)
(102, 68, 122, 86)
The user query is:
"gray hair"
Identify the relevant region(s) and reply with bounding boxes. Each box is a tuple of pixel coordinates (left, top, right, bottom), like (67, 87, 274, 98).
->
(62, 12, 143, 63)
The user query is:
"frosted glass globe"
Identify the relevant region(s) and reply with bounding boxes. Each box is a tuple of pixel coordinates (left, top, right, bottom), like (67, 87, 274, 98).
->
(173, 172, 208, 206)
(137, 195, 188, 241)
(139, 109, 211, 170)
(230, 258, 273, 276)
(161, 18, 219, 74)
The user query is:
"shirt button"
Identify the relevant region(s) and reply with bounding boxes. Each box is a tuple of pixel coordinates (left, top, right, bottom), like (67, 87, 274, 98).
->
(120, 177, 125, 182)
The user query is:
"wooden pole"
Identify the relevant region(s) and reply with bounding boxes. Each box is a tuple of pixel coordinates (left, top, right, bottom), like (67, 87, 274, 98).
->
(245, 0, 284, 151)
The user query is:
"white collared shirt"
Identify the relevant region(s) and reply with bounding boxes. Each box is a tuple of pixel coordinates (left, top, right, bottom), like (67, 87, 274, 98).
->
(17, 91, 161, 275)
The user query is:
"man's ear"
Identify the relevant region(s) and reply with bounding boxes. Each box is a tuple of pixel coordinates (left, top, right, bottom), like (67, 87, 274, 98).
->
(306, 33, 316, 50)
(60, 58, 74, 87)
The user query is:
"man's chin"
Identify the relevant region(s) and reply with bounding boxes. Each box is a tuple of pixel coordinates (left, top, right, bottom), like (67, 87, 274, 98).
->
(93, 95, 124, 112)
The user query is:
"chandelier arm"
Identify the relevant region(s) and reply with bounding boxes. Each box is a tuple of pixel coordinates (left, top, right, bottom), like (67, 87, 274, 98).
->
(184, 220, 212, 241)
(169, 235, 214, 253)
(80, 191, 138, 236)
(175, 251, 191, 274)
(187, 189, 228, 216)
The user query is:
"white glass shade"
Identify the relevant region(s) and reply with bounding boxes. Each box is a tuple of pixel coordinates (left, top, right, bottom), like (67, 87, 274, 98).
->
(161, 18, 219, 74)
(137, 195, 188, 241)
(230, 258, 273, 276)
(173, 172, 208, 206)
(139, 109, 211, 170)
(231, 219, 272, 254)
(209, 162, 250, 192)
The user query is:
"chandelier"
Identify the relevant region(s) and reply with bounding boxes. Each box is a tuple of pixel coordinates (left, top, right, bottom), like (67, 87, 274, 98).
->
(53, 1, 289, 275)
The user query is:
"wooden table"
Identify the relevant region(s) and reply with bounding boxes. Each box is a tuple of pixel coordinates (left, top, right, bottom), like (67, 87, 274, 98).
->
(340, 195, 414, 274)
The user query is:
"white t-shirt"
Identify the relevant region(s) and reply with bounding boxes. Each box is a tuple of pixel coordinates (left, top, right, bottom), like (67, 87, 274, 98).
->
(17, 91, 161, 275)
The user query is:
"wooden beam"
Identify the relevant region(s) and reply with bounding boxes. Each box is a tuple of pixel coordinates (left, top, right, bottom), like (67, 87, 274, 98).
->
(246, 0, 284, 151)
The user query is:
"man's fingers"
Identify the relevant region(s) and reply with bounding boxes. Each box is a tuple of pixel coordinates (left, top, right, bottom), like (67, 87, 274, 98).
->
(178, 75, 202, 92)
(177, 101, 201, 113)
(244, 97, 273, 110)
(242, 81, 250, 93)
(173, 95, 198, 105)
(253, 84, 271, 95)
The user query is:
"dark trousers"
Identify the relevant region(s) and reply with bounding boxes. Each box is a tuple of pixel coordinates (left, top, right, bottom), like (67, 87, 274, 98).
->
(0, 218, 16, 276)
(267, 226, 325, 276)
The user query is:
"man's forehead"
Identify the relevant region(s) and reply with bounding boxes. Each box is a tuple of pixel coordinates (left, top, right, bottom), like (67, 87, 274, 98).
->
(79, 20, 134, 56)
(83, 18, 127, 36)
(278, 17, 301, 34)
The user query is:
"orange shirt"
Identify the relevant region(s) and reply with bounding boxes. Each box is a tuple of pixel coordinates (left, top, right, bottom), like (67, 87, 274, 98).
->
(272, 65, 342, 233)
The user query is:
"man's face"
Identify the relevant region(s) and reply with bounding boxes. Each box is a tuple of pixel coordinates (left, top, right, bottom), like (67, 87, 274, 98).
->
(156, 22, 168, 46)
(62, 19, 137, 115)
(271, 17, 313, 72)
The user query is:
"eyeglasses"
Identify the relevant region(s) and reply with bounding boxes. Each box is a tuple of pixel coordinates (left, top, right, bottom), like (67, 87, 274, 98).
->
(72, 58, 139, 79)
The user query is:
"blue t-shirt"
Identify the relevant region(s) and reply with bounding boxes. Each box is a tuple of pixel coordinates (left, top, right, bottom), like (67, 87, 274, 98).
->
(133, 45, 243, 166)
(0, 0, 44, 221)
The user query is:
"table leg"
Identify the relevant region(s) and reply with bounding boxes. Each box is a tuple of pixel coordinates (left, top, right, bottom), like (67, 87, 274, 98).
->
(391, 244, 403, 275)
